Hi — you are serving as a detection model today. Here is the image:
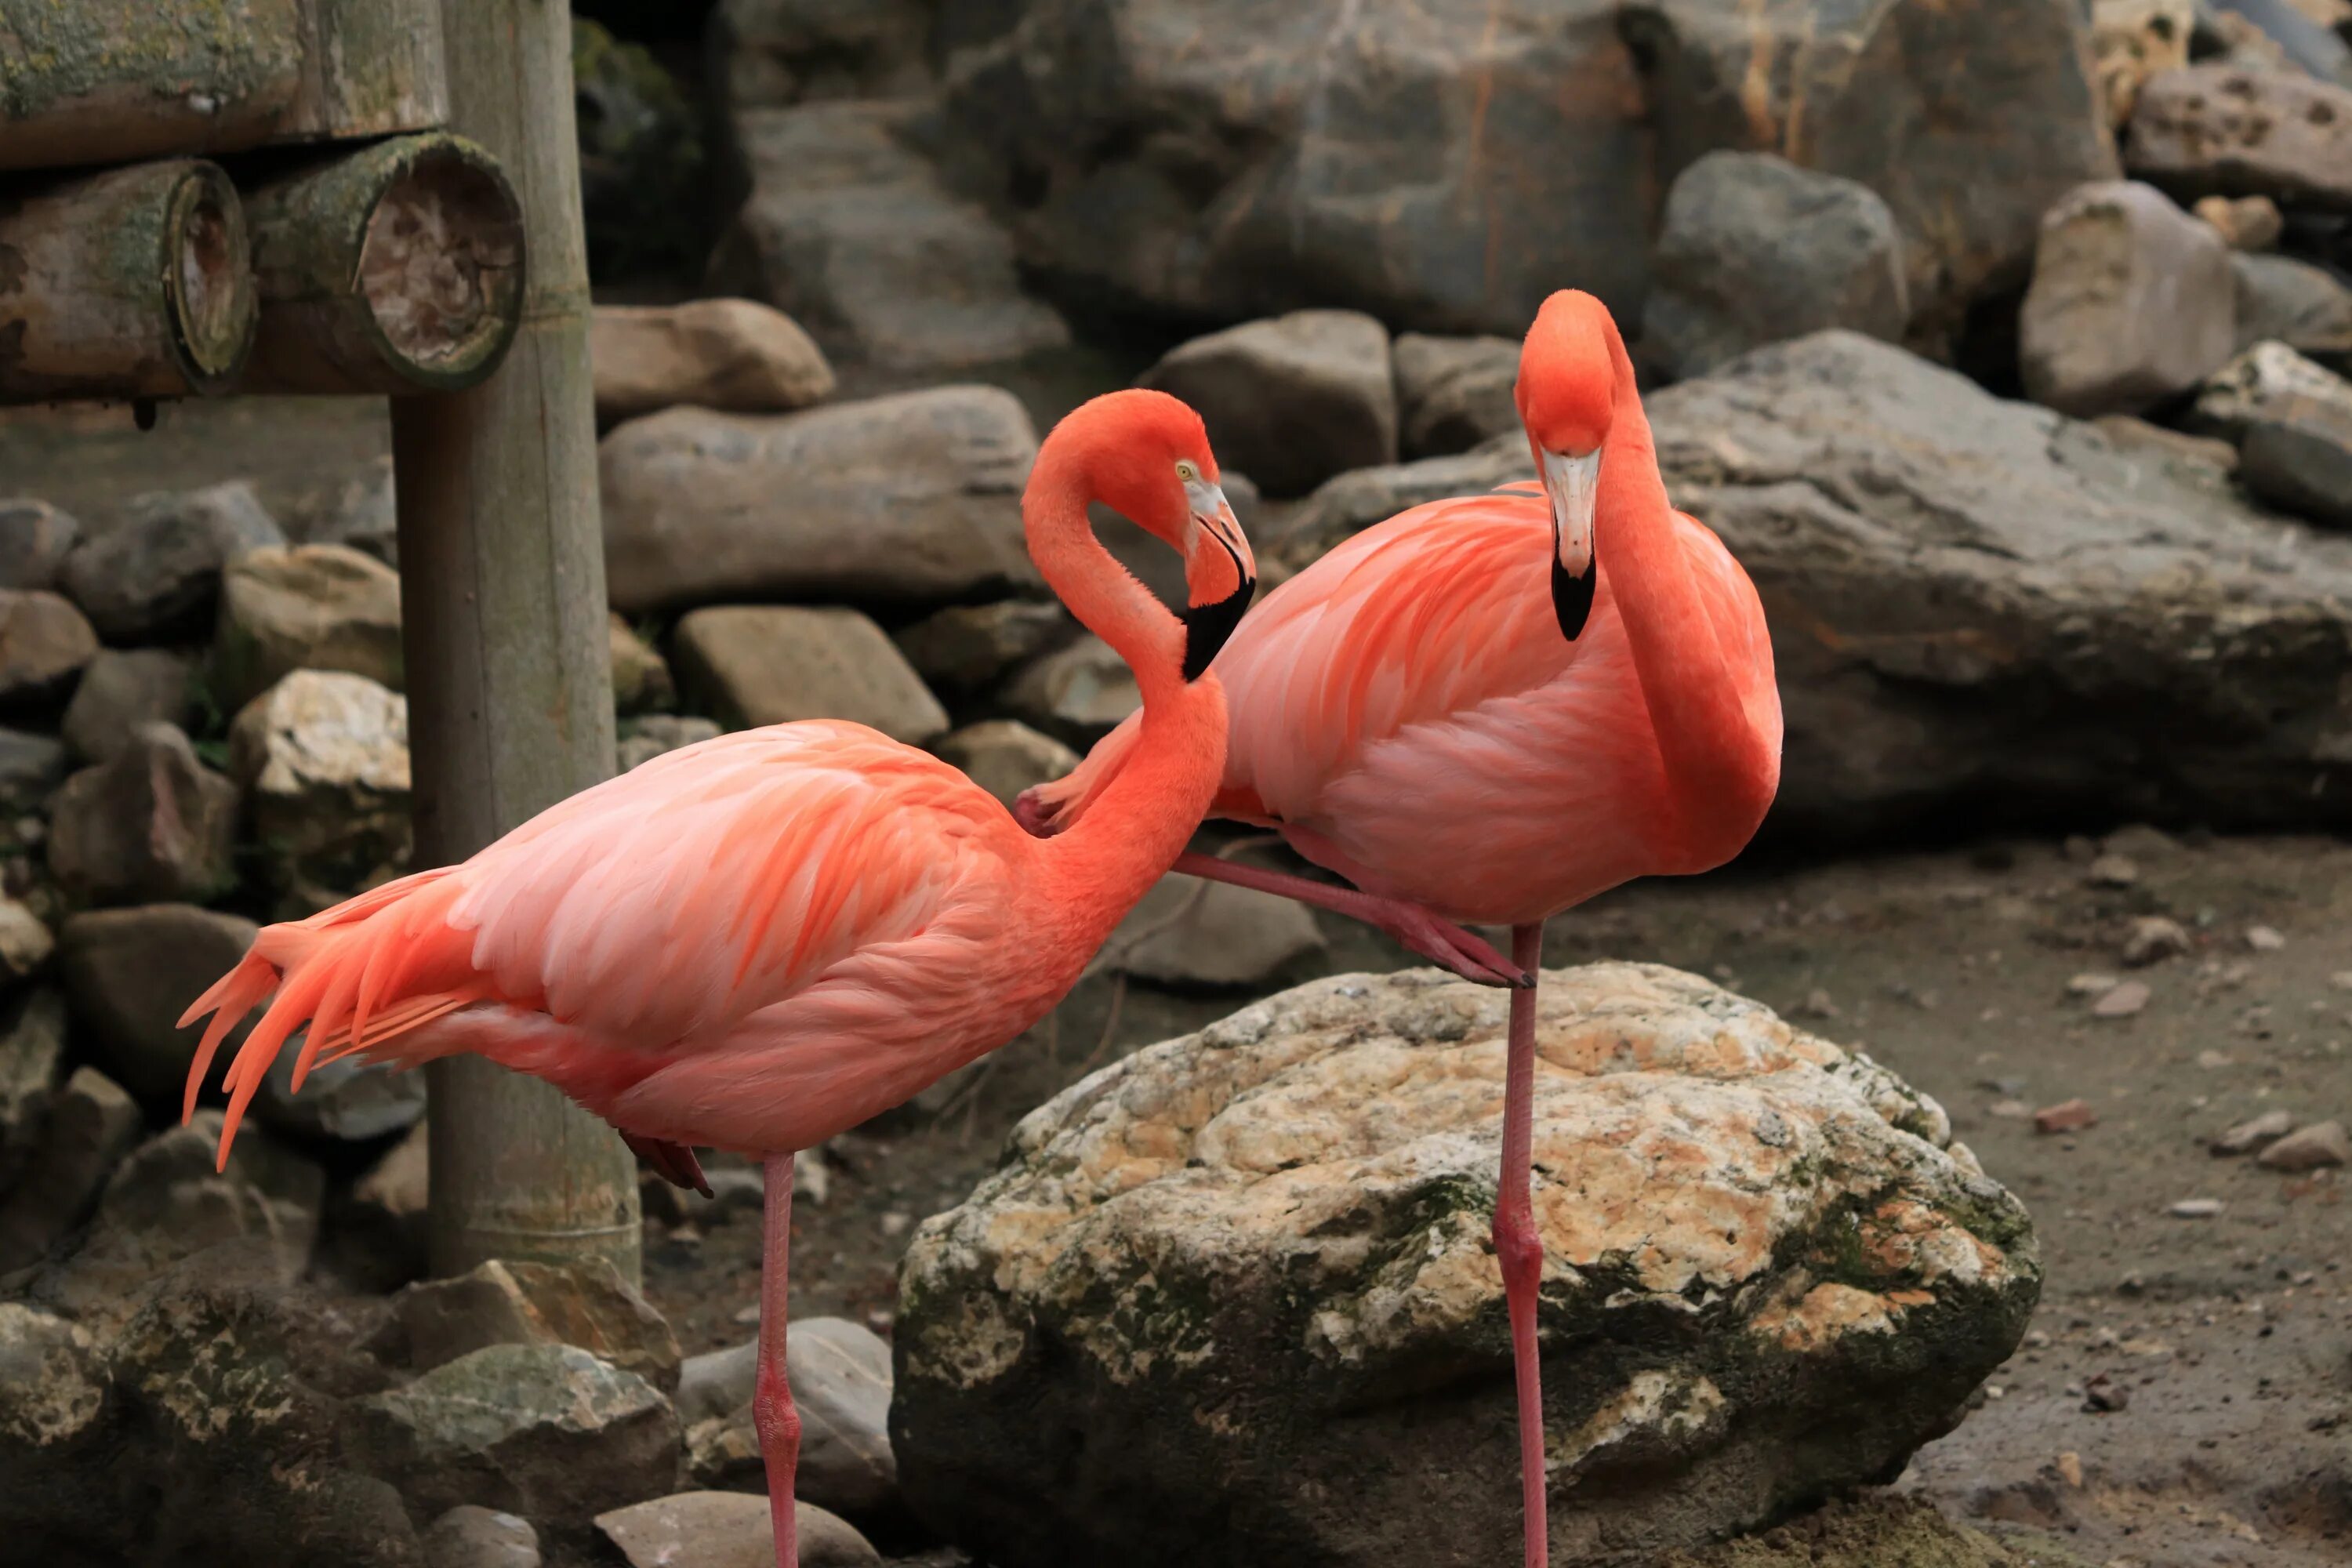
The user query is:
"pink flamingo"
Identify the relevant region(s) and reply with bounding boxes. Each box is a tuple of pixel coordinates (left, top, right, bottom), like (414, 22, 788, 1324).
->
(1022, 290, 1783, 1566)
(178, 390, 1261, 1568)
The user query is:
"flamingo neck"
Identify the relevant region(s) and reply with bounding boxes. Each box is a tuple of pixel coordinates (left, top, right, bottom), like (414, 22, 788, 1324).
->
(1593, 332, 1776, 861)
(1023, 463, 1229, 942)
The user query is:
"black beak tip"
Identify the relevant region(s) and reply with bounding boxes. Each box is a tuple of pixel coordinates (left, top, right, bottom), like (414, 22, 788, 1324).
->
(1551, 557, 1596, 642)
(1182, 575, 1255, 680)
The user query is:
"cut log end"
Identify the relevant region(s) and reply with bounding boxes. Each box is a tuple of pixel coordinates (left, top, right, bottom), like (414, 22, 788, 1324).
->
(165, 165, 259, 387)
(360, 144, 524, 380)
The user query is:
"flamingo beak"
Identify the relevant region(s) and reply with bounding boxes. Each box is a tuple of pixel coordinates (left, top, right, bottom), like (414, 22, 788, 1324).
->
(1181, 479, 1254, 679)
(1540, 447, 1600, 640)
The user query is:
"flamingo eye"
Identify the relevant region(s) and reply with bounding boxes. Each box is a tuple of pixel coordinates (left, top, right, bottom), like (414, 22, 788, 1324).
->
(1174, 459, 1200, 483)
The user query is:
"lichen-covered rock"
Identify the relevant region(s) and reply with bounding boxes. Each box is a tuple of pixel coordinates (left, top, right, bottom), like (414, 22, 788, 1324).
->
(1138, 310, 1398, 496)
(380, 1257, 681, 1395)
(60, 903, 258, 1103)
(214, 543, 405, 710)
(893, 963, 2037, 1568)
(45, 724, 238, 906)
(60, 648, 198, 764)
(57, 481, 284, 644)
(2190, 338, 2352, 439)
(228, 671, 411, 898)
(0, 590, 99, 709)
(347, 1342, 681, 1526)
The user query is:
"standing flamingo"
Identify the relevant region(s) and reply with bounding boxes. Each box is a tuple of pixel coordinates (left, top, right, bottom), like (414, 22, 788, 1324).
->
(177, 390, 1259, 1568)
(1020, 290, 1783, 1566)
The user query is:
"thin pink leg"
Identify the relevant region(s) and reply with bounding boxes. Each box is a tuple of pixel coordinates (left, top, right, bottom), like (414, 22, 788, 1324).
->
(1495, 922, 1548, 1568)
(755, 1155, 802, 1568)
(1169, 851, 1530, 989)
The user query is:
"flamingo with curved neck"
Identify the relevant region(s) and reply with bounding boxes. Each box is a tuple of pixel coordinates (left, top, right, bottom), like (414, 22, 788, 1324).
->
(1024, 291, 1782, 1565)
(178, 389, 1256, 1568)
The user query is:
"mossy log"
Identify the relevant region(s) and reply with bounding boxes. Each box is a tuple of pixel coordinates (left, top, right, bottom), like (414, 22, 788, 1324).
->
(238, 132, 523, 394)
(0, 0, 446, 173)
(0, 160, 256, 402)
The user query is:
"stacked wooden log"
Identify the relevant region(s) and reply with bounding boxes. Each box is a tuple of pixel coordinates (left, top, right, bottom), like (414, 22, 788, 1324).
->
(0, 0, 521, 405)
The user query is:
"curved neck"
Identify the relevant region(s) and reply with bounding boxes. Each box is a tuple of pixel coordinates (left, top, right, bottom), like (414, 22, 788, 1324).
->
(1593, 333, 1774, 849)
(1025, 452, 1187, 712)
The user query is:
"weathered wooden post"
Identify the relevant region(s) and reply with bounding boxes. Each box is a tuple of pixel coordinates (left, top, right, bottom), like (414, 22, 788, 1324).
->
(391, 0, 643, 1282)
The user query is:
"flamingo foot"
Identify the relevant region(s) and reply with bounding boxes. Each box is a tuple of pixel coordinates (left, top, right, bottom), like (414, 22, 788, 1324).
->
(1497, 924, 1550, 1568)
(622, 1132, 713, 1198)
(757, 1155, 802, 1568)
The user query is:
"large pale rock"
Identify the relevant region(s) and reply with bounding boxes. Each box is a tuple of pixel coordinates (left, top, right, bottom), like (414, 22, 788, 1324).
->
(931, 720, 1078, 811)
(894, 963, 2034, 1568)
(228, 671, 412, 897)
(942, 0, 2111, 339)
(1643, 152, 1910, 379)
(213, 544, 405, 710)
(46, 725, 238, 906)
(2230, 252, 2352, 365)
(2191, 338, 2352, 437)
(593, 299, 836, 423)
(1000, 636, 1139, 747)
(596, 1490, 879, 1568)
(61, 648, 198, 764)
(2019, 180, 2236, 416)
(710, 100, 1069, 372)
(59, 904, 260, 1103)
(1104, 873, 1329, 989)
(0, 499, 78, 592)
(673, 607, 949, 742)
(894, 599, 1075, 697)
(601, 388, 1038, 615)
(0, 727, 66, 813)
(0, 590, 98, 708)
(0, 1067, 140, 1274)
(57, 481, 284, 644)
(2126, 65, 2352, 208)
(1138, 311, 1397, 496)
(347, 1343, 681, 1525)
(1393, 334, 1522, 460)
(382, 1258, 681, 1394)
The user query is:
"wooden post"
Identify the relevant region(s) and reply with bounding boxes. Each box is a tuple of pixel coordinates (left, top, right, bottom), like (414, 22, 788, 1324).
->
(239, 132, 524, 395)
(392, 0, 641, 1283)
(0, 161, 257, 402)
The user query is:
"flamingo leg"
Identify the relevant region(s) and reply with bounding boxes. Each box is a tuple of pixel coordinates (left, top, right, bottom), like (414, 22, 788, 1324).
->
(1168, 851, 1530, 989)
(755, 1155, 802, 1568)
(1497, 921, 1548, 1568)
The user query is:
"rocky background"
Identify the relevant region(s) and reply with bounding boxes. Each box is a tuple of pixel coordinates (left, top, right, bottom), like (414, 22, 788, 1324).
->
(5, 2, 2352, 1566)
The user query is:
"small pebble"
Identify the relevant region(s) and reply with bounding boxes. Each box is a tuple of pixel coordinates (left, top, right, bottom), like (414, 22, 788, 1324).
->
(1988, 1098, 2034, 1119)
(879, 1210, 912, 1238)
(2083, 1374, 2130, 1411)
(2035, 1098, 2098, 1134)
(2085, 853, 2139, 888)
(732, 1303, 761, 1326)
(2211, 1109, 2293, 1156)
(2196, 1050, 2234, 1069)
(2121, 916, 2190, 967)
(2068, 972, 2120, 997)
(2256, 1120, 2348, 1172)
(2245, 924, 2286, 952)
(1800, 988, 1839, 1019)
(2056, 1450, 2083, 1487)
(2169, 1198, 2225, 1218)
(2092, 980, 2150, 1018)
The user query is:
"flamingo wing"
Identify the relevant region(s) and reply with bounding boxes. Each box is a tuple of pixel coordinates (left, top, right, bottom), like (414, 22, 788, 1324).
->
(185, 721, 1018, 1159)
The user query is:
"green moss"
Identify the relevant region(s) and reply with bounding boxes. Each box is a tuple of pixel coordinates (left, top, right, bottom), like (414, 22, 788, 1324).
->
(0, 0, 299, 121)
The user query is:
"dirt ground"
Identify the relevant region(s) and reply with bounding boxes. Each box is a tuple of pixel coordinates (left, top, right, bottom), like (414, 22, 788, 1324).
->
(639, 826, 2352, 1568)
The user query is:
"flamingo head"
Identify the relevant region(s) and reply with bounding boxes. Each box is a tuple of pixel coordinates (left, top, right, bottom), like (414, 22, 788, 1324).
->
(1515, 289, 1623, 640)
(1078, 388, 1258, 678)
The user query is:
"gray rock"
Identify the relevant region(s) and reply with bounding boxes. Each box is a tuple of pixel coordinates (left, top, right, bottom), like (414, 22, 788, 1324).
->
(0, 727, 67, 813)
(0, 989, 66, 1168)
(0, 499, 78, 591)
(228, 671, 412, 898)
(1105, 873, 1329, 989)
(0, 1301, 105, 1454)
(601, 388, 1039, 615)
(2256, 1118, 2349, 1170)
(940, 0, 2111, 342)
(712, 0, 935, 107)
(618, 715, 723, 773)
(58, 481, 283, 644)
(2230, 252, 2352, 365)
(1643, 151, 1910, 380)
(291, 456, 397, 568)
(347, 1342, 681, 1525)
(1272, 436, 1530, 572)
(2238, 394, 2352, 527)
(595, 1490, 879, 1568)
(0, 1066, 140, 1273)
(710, 98, 1069, 374)
(673, 606, 949, 743)
(895, 600, 1075, 698)
(999, 636, 1138, 748)
(258, 1052, 426, 1143)
(1138, 311, 1397, 496)
(931, 720, 1078, 811)
(676, 1340, 758, 1428)
(894, 963, 2029, 1568)
(60, 904, 260, 1104)
(608, 615, 674, 717)
(593, 299, 837, 424)
(213, 543, 405, 711)
(2127, 64, 2352, 208)
(0, 590, 99, 708)
(679, 1319, 897, 1522)
(1392, 334, 1522, 460)
(0, 897, 53, 984)
(383, 1258, 681, 1395)
(2192, 338, 2352, 441)
(2020, 180, 2237, 416)
(422, 1506, 540, 1568)
(61, 648, 198, 764)
(46, 724, 238, 906)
